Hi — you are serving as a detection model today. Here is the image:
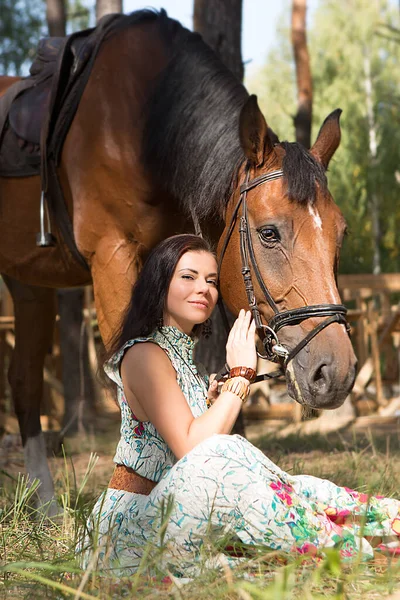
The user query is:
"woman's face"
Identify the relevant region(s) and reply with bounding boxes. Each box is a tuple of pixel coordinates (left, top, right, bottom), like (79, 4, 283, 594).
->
(164, 250, 219, 334)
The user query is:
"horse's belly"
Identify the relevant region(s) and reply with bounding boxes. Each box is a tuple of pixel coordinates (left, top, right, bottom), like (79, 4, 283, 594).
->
(0, 176, 91, 287)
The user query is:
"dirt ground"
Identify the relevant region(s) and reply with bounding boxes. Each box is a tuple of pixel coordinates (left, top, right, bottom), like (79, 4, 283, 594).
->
(1, 408, 400, 497)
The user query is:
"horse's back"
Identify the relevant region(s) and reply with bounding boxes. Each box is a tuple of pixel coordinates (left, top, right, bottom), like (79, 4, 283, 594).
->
(0, 76, 20, 97)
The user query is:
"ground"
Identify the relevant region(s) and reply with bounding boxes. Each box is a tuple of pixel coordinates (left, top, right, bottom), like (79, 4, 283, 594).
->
(1, 412, 400, 599)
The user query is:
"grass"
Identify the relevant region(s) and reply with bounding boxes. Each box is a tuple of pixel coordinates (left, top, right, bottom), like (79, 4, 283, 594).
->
(0, 426, 400, 599)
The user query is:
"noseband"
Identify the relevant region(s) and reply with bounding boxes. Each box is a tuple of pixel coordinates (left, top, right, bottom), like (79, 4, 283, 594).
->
(218, 167, 349, 369)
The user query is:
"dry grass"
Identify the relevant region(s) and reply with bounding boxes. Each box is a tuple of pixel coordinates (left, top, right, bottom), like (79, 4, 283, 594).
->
(1, 422, 400, 599)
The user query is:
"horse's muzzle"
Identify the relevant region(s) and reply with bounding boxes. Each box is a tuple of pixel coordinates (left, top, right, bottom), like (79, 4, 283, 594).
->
(285, 354, 357, 409)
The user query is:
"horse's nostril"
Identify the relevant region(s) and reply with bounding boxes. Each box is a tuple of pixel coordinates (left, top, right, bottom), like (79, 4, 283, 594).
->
(309, 363, 331, 392)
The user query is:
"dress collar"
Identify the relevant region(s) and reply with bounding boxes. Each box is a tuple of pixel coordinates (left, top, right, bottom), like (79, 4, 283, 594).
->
(157, 325, 195, 347)
(155, 326, 196, 365)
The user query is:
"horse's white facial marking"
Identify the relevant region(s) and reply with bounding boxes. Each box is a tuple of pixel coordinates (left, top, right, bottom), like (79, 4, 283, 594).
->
(308, 205, 322, 230)
(304, 204, 339, 304)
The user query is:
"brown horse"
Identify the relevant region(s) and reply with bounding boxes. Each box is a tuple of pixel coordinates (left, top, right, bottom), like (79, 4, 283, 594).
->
(0, 10, 356, 512)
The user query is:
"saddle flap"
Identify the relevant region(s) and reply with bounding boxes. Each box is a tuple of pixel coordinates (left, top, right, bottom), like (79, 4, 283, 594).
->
(9, 80, 52, 145)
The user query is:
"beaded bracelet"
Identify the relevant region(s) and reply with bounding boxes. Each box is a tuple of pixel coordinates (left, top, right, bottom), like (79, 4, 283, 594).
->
(221, 377, 250, 403)
(229, 366, 256, 382)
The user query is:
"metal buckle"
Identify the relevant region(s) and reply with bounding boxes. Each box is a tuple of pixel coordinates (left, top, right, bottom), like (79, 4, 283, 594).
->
(256, 325, 288, 362)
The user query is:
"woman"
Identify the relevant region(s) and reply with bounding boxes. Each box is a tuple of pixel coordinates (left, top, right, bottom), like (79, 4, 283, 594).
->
(82, 234, 400, 575)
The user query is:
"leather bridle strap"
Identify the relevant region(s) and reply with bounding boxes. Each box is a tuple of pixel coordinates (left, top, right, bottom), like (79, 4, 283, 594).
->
(269, 304, 348, 331)
(240, 170, 284, 193)
(217, 193, 245, 276)
(285, 313, 348, 365)
(243, 194, 279, 315)
(217, 164, 350, 370)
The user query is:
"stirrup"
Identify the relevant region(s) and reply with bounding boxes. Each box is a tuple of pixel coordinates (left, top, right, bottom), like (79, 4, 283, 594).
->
(36, 191, 56, 247)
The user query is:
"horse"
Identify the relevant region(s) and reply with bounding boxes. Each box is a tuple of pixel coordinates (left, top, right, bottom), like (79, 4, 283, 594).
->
(0, 10, 356, 513)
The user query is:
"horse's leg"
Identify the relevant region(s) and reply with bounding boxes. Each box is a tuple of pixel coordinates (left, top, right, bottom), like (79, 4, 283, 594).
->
(3, 275, 58, 515)
(57, 287, 96, 436)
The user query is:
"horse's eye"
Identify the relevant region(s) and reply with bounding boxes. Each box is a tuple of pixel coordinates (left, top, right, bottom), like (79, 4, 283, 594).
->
(258, 226, 280, 243)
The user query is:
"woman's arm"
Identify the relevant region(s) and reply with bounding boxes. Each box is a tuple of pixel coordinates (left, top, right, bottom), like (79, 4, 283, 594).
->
(121, 310, 256, 460)
(121, 343, 243, 459)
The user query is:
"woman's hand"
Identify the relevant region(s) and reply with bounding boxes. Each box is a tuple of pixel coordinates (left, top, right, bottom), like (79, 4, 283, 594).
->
(207, 373, 219, 405)
(226, 309, 257, 371)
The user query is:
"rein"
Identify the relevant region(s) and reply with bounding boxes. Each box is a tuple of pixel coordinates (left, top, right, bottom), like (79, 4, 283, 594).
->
(214, 166, 349, 382)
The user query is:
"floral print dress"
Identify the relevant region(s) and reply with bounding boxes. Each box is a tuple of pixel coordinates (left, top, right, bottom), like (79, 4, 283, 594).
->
(81, 326, 400, 575)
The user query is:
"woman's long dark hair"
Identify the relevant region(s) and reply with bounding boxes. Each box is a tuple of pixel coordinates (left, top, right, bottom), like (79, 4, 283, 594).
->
(103, 234, 215, 366)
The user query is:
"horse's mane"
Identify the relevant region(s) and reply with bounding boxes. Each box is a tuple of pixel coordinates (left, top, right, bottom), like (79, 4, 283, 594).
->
(281, 142, 327, 204)
(141, 10, 248, 221)
(117, 11, 328, 219)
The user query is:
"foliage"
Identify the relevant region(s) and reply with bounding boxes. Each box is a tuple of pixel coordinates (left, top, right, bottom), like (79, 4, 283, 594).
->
(67, 0, 91, 34)
(0, 0, 45, 76)
(248, 0, 400, 274)
(0, 1, 90, 77)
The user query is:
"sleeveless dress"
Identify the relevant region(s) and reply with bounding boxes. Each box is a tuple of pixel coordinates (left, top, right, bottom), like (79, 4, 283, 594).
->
(80, 326, 400, 575)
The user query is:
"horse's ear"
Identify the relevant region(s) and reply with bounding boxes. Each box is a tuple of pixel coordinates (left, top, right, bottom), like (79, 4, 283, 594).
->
(310, 109, 342, 169)
(239, 95, 275, 167)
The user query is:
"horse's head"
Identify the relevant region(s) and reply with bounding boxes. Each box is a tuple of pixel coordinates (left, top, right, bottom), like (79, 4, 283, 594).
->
(218, 96, 356, 410)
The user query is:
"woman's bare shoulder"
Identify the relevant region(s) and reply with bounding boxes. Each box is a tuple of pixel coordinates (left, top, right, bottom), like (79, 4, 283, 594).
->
(121, 340, 175, 376)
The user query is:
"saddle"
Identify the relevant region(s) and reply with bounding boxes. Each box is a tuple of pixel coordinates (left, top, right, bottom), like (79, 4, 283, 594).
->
(8, 35, 91, 146)
(0, 13, 122, 174)
(0, 13, 122, 270)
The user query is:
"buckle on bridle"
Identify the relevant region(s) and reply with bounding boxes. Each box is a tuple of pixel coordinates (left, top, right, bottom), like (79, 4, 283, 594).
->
(257, 325, 289, 362)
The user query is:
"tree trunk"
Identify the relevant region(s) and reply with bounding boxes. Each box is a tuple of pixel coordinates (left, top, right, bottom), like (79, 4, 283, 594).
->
(193, 0, 243, 82)
(96, 0, 123, 22)
(193, 0, 245, 436)
(46, 0, 66, 37)
(291, 0, 313, 148)
(363, 50, 381, 275)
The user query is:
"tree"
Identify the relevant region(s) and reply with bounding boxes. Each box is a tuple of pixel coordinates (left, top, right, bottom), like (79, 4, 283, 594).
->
(249, 0, 400, 274)
(46, 0, 66, 36)
(68, 1, 90, 32)
(291, 0, 313, 148)
(0, 0, 45, 75)
(193, 0, 243, 81)
(96, 0, 123, 22)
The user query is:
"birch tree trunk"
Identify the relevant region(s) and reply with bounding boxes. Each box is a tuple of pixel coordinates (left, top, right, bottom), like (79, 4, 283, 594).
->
(363, 50, 381, 275)
(96, 0, 123, 22)
(46, 0, 66, 37)
(291, 0, 313, 148)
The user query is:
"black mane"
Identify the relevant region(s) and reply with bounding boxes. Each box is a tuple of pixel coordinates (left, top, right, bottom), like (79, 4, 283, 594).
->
(136, 11, 327, 219)
(281, 142, 327, 203)
(142, 12, 248, 221)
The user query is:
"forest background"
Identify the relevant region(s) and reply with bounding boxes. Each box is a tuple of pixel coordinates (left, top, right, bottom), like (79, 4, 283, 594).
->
(1, 0, 400, 276)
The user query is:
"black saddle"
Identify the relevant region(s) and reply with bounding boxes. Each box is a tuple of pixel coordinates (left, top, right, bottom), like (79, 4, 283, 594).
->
(8, 35, 94, 146)
(0, 12, 131, 271)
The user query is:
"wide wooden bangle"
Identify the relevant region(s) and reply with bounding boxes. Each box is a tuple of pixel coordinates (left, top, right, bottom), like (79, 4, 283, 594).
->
(221, 377, 250, 403)
(229, 366, 256, 382)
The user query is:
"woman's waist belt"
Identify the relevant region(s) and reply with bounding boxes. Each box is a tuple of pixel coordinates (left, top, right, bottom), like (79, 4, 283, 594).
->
(108, 463, 157, 495)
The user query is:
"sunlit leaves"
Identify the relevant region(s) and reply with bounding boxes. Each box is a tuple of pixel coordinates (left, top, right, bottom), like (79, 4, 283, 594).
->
(248, 0, 400, 273)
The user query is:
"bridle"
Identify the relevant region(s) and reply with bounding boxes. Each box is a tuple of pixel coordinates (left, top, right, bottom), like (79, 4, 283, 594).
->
(217, 166, 349, 377)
